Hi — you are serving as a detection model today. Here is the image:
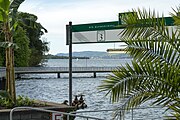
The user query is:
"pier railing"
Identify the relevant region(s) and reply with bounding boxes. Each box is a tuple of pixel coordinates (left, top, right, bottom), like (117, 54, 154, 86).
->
(15, 67, 116, 72)
(14, 67, 117, 78)
(10, 107, 104, 120)
(10, 106, 174, 120)
(1, 67, 117, 78)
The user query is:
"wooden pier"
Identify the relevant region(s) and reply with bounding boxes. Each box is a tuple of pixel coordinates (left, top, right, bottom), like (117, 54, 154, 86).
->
(14, 67, 117, 78)
(0, 67, 117, 78)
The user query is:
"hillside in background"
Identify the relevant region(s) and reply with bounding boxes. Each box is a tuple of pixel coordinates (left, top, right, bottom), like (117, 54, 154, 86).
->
(56, 51, 130, 59)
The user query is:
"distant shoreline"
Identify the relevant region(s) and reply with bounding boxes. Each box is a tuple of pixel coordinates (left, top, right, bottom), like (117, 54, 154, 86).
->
(44, 51, 131, 59)
(44, 55, 90, 59)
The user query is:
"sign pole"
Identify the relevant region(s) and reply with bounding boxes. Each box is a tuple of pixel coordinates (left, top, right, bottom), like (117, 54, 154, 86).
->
(68, 21, 73, 105)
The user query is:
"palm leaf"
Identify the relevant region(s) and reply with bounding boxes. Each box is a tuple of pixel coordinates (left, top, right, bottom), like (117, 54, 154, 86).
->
(99, 7, 180, 118)
(10, 0, 25, 11)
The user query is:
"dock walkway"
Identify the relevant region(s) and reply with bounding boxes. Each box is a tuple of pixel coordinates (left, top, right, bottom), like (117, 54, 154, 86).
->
(15, 67, 117, 78)
(0, 67, 117, 78)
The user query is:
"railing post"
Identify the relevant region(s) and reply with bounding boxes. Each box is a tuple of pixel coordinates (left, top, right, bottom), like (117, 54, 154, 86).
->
(120, 111, 122, 120)
(10, 107, 104, 120)
(132, 108, 133, 120)
(67, 114, 70, 120)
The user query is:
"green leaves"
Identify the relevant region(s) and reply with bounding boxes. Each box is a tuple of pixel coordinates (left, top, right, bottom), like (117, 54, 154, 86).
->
(171, 7, 180, 26)
(9, 0, 25, 34)
(99, 7, 180, 119)
(0, 42, 19, 49)
(0, 90, 11, 99)
(10, 0, 25, 11)
(0, 93, 36, 108)
(0, 0, 26, 103)
(0, 0, 10, 22)
(0, 9, 4, 21)
(0, 0, 10, 12)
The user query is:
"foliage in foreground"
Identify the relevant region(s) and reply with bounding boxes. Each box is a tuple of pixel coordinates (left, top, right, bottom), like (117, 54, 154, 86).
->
(0, 0, 48, 105)
(0, 90, 44, 109)
(99, 7, 180, 119)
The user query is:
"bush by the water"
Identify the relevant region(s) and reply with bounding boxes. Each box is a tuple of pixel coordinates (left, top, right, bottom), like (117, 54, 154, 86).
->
(0, 90, 44, 109)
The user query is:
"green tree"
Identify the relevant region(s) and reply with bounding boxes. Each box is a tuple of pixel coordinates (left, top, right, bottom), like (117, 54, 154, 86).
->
(0, 12, 48, 67)
(0, 0, 25, 103)
(18, 12, 48, 66)
(0, 22, 31, 67)
(14, 26, 30, 66)
(99, 8, 180, 118)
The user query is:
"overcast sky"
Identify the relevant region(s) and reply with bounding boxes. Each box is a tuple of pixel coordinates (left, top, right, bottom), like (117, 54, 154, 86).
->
(19, 0, 179, 55)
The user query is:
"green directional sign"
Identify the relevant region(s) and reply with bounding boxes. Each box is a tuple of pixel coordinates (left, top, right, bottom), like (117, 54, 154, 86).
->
(72, 21, 121, 32)
(67, 16, 174, 45)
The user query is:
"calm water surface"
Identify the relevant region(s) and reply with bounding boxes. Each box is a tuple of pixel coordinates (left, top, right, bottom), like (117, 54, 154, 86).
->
(16, 59, 170, 120)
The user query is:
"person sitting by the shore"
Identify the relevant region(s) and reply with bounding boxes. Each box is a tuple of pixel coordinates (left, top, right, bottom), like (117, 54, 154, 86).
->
(72, 95, 79, 106)
(77, 95, 87, 109)
(62, 100, 68, 105)
(79, 95, 84, 103)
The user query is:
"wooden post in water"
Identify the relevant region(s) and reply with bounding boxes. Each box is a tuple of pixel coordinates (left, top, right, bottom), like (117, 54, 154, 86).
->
(17, 74, 21, 79)
(57, 73, 60, 78)
(2, 77, 6, 90)
(93, 72, 96, 78)
(0, 77, 6, 90)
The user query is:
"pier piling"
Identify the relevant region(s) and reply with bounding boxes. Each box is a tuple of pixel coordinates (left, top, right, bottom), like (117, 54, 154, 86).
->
(57, 73, 61, 78)
(93, 72, 96, 78)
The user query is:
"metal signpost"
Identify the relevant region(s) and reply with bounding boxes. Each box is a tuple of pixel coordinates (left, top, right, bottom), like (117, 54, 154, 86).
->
(66, 22, 73, 105)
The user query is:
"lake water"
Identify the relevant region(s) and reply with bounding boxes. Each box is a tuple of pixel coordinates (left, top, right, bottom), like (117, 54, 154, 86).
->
(16, 59, 170, 120)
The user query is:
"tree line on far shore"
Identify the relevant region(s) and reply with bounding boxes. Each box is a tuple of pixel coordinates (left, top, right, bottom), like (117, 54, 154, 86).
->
(44, 54, 89, 59)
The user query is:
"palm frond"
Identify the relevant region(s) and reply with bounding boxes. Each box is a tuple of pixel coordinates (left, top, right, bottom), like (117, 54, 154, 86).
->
(99, 7, 180, 118)
(171, 6, 180, 26)
(99, 59, 179, 111)
(124, 38, 180, 67)
(120, 8, 172, 41)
